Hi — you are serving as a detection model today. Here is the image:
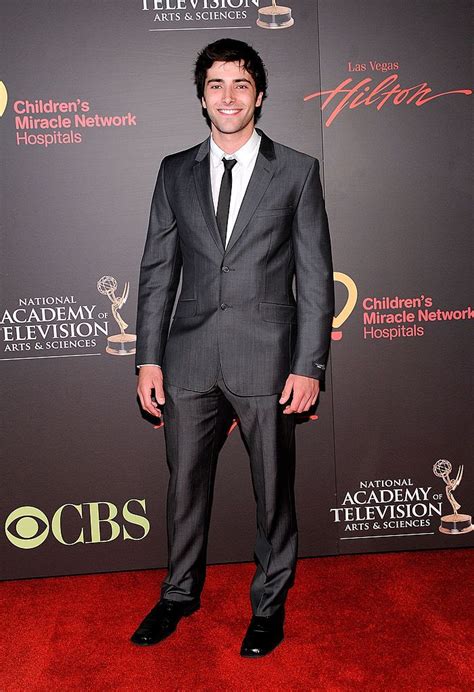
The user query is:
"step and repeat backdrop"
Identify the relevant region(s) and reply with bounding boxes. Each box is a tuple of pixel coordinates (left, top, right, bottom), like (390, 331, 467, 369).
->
(1, 0, 472, 579)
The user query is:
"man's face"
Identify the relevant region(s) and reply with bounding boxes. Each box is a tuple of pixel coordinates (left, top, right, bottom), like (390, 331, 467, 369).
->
(201, 60, 263, 136)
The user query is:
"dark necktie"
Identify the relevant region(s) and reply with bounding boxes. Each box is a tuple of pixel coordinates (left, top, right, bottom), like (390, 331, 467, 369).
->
(216, 157, 237, 248)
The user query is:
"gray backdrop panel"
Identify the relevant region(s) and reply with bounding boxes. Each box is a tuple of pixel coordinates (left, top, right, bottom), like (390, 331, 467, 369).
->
(0, 0, 472, 580)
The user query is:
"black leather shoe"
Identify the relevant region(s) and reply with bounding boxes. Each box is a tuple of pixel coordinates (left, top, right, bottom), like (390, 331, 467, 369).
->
(130, 598, 200, 646)
(240, 607, 285, 658)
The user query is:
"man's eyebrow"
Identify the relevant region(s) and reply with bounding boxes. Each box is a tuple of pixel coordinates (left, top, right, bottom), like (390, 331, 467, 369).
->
(206, 78, 252, 84)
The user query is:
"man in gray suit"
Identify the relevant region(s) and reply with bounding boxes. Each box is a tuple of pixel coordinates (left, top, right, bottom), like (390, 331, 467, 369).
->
(131, 38, 334, 657)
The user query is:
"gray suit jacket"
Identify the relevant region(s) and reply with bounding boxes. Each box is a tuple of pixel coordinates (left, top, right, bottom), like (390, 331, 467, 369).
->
(135, 129, 334, 396)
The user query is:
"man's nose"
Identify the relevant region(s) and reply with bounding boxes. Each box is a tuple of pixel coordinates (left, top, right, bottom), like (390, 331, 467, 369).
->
(222, 89, 235, 103)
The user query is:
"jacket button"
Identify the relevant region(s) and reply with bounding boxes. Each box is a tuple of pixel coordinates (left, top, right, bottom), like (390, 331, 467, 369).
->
(221, 265, 230, 272)
(220, 303, 228, 310)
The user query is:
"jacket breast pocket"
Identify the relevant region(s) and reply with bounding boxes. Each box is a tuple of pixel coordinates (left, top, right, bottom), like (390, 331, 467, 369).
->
(254, 206, 294, 218)
(259, 301, 297, 324)
(173, 298, 197, 318)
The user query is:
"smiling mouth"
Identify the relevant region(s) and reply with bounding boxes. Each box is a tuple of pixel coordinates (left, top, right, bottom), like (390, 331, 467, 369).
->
(217, 108, 242, 115)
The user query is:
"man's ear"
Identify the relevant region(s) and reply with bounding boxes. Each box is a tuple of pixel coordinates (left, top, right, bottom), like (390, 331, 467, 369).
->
(255, 91, 263, 108)
(201, 96, 207, 109)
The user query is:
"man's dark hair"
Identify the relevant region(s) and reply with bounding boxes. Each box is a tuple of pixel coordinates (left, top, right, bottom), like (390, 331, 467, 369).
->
(194, 38, 268, 125)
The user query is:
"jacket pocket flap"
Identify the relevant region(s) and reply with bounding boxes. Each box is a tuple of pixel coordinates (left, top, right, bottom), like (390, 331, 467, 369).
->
(173, 299, 197, 318)
(254, 206, 294, 218)
(259, 301, 296, 323)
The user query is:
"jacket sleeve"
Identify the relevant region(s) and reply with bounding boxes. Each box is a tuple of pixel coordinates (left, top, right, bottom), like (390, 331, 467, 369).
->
(135, 157, 182, 370)
(290, 158, 335, 382)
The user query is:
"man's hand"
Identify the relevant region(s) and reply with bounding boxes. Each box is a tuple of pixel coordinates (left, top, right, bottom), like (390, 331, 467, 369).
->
(137, 366, 165, 418)
(279, 373, 320, 414)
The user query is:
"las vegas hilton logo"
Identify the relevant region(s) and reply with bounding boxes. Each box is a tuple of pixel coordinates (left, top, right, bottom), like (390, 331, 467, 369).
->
(97, 276, 136, 355)
(257, 0, 294, 29)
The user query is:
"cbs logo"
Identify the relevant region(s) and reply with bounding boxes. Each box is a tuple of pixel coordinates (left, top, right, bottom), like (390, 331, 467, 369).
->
(4, 499, 150, 549)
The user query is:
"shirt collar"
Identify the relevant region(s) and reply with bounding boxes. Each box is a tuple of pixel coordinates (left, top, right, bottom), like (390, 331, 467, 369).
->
(209, 129, 261, 169)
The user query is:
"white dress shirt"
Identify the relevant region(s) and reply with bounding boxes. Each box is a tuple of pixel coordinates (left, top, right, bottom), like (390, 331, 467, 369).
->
(209, 128, 261, 248)
(138, 129, 261, 369)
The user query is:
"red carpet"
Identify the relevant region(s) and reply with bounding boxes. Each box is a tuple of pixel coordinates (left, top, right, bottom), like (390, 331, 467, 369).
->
(1, 549, 473, 691)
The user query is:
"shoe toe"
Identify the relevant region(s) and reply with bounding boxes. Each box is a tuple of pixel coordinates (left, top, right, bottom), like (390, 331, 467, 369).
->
(130, 630, 153, 645)
(240, 626, 284, 657)
(240, 643, 265, 657)
(131, 625, 170, 645)
(130, 599, 200, 647)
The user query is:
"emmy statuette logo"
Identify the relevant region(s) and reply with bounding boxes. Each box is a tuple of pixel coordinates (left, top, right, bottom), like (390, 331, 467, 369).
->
(433, 459, 473, 535)
(97, 276, 136, 356)
(257, 0, 294, 29)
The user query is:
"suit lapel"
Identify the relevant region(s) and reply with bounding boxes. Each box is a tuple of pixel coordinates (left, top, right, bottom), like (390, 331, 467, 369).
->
(192, 129, 277, 255)
(192, 138, 224, 254)
(225, 130, 276, 254)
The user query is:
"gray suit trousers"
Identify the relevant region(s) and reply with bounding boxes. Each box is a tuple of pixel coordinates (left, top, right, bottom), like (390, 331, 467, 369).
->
(159, 361, 298, 617)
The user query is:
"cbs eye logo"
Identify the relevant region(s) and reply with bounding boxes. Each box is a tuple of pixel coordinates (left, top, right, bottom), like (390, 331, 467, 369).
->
(4, 500, 150, 549)
(5, 506, 49, 549)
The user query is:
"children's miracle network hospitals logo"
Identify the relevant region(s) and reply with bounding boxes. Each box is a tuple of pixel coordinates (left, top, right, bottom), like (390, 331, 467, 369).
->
(0, 82, 137, 149)
(331, 273, 472, 343)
